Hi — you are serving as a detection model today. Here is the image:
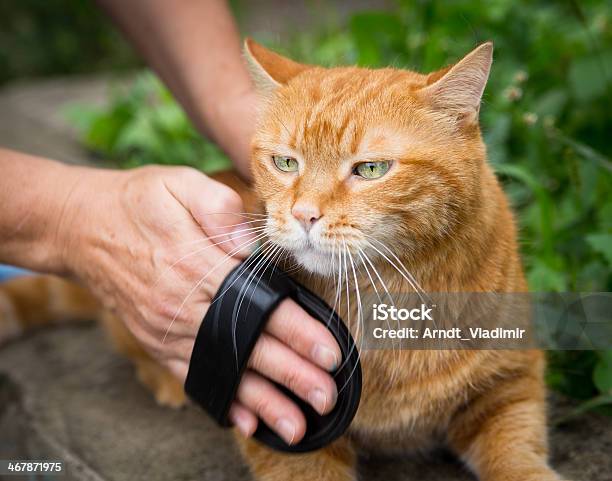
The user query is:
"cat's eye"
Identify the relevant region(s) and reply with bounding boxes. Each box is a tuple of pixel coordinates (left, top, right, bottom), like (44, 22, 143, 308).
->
(272, 155, 298, 173)
(353, 161, 390, 180)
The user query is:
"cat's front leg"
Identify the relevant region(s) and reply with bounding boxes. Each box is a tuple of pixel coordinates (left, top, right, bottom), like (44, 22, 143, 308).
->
(447, 357, 568, 481)
(236, 434, 357, 481)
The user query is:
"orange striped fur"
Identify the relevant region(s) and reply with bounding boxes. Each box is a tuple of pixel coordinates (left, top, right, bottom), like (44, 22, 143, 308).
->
(0, 41, 567, 481)
(236, 40, 567, 481)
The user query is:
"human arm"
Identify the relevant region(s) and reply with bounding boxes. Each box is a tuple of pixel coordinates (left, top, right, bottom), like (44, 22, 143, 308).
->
(95, 0, 256, 179)
(0, 150, 340, 444)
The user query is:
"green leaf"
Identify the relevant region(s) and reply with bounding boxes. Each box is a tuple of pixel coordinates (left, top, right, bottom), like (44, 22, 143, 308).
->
(554, 392, 612, 425)
(547, 351, 598, 400)
(85, 106, 132, 153)
(310, 33, 354, 66)
(483, 112, 512, 162)
(527, 261, 567, 292)
(568, 53, 612, 102)
(115, 113, 159, 153)
(495, 163, 556, 259)
(349, 12, 404, 67)
(533, 88, 567, 118)
(597, 201, 612, 230)
(62, 104, 100, 133)
(594, 350, 612, 394)
(586, 233, 612, 265)
(152, 102, 187, 132)
(576, 261, 611, 291)
(578, 160, 598, 209)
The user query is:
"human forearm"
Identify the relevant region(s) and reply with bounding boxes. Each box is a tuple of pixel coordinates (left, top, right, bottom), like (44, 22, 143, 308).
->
(96, 0, 256, 179)
(0, 149, 88, 273)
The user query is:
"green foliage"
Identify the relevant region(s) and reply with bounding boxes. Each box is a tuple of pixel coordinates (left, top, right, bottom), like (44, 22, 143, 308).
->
(66, 74, 230, 173)
(594, 350, 612, 393)
(287, 0, 612, 293)
(0, 0, 138, 84)
(70, 1, 611, 413)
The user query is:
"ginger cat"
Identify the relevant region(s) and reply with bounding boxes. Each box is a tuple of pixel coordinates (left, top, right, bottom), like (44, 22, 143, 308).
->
(0, 40, 567, 481)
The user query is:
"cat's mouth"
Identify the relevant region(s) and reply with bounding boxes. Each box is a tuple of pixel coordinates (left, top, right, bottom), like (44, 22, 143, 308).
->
(265, 216, 358, 276)
(291, 246, 336, 276)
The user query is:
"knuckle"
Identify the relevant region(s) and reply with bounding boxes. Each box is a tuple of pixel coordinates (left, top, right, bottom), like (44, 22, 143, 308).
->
(215, 185, 242, 210)
(137, 164, 166, 181)
(279, 310, 298, 336)
(131, 323, 162, 357)
(287, 320, 309, 352)
(281, 368, 302, 393)
(150, 297, 179, 324)
(249, 335, 270, 370)
(161, 165, 201, 188)
(144, 298, 187, 335)
(183, 304, 203, 329)
(176, 166, 200, 181)
(171, 258, 198, 281)
(284, 304, 312, 338)
(253, 396, 272, 418)
(152, 247, 167, 270)
(134, 164, 155, 176)
(249, 346, 264, 371)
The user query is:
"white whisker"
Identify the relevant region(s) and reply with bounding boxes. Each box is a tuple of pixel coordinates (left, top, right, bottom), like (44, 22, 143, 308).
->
(358, 247, 402, 384)
(364, 235, 429, 300)
(161, 232, 270, 343)
(231, 243, 282, 366)
(152, 226, 269, 289)
(363, 237, 429, 305)
(337, 238, 363, 395)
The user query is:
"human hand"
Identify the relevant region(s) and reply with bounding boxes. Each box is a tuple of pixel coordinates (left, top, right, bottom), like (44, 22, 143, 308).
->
(58, 164, 341, 445)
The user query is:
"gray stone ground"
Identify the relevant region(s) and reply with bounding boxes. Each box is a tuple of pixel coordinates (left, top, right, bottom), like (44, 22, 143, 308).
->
(0, 68, 611, 480)
(0, 76, 111, 166)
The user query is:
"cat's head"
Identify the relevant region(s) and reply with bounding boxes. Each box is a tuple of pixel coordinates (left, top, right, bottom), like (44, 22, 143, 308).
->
(245, 39, 493, 276)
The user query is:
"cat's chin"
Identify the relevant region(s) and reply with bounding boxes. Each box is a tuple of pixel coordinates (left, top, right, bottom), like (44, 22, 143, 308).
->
(291, 248, 336, 277)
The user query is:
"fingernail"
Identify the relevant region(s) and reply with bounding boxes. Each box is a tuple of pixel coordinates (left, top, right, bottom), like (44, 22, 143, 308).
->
(312, 344, 339, 371)
(233, 412, 255, 438)
(275, 418, 296, 445)
(308, 388, 328, 414)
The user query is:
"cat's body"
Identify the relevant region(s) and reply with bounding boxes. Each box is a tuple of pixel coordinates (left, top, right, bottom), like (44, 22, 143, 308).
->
(0, 41, 566, 481)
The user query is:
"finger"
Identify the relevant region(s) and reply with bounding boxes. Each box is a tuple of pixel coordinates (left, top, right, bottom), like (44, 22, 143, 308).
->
(236, 370, 306, 445)
(265, 299, 341, 372)
(163, 361, 258, 442)
(164, 168, 261, 258)
(228, 401, 258, 438)
(249, 333, 337, 415)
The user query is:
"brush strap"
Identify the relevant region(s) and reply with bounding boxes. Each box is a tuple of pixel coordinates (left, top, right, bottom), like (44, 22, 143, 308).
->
(184, 255, 362, 453)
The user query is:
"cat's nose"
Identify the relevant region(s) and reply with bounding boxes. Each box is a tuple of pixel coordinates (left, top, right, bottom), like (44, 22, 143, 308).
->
(291, 201, 321, 232)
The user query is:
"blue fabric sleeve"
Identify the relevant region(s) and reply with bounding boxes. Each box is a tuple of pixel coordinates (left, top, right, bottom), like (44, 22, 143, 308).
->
(0, 264, 32, 282)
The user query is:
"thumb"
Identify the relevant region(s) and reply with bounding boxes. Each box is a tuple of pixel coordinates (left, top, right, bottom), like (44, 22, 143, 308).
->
(166, 168, 260, 258)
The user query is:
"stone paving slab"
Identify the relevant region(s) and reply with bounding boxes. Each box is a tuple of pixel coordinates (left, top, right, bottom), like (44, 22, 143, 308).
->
(0, 325, 610, 481)
(0, 76, 115, 165)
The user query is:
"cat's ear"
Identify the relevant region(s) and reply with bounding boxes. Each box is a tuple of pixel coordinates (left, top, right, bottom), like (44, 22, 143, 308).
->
(244, 38, 310, 97)
(420, 42, 493, 124)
